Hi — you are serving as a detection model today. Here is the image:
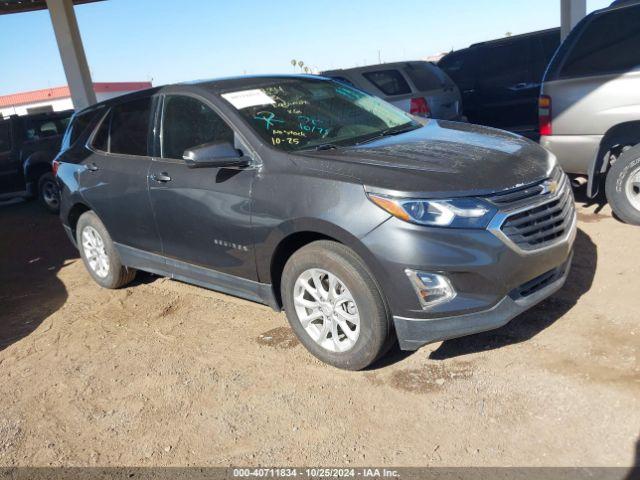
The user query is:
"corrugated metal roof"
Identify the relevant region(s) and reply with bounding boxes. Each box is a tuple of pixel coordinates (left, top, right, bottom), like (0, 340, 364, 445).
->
(0, 82, 153, 107)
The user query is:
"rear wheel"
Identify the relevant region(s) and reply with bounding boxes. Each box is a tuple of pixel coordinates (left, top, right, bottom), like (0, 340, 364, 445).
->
(76, 211, 136, 289)
(281, 240, 393, 370)
(605, 144, 640, 225)
(38, 172, 60, 213)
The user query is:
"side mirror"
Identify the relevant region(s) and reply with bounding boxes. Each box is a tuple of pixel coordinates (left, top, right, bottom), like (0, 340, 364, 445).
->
(183, 141, 248, 169)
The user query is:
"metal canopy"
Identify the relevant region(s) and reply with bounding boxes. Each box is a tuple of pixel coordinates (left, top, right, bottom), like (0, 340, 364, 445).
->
(0, 0, 101, 15)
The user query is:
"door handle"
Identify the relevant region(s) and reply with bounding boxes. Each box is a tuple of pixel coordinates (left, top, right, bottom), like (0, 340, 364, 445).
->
(150, 172, 171, 183)
(86, 162, 99, 172)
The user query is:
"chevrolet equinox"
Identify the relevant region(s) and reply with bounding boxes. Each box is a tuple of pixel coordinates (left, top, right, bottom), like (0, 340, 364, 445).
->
(55, 76, 576, 370)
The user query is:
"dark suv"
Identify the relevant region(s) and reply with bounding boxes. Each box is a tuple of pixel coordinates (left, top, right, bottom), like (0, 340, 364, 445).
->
(0, 110, 73, 211)
(56, 76, 576, 370)
(439, 28, 560, 137)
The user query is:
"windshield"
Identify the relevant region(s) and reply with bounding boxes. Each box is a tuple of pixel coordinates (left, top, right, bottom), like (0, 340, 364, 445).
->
(221, 78, 418, 151)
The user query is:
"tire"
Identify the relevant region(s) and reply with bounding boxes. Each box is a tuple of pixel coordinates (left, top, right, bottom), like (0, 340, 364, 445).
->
(281, 240, 393, 370)
(76, 211, 136, 289)
(37, 172, 60, 214)
(605, 144, 640, 226)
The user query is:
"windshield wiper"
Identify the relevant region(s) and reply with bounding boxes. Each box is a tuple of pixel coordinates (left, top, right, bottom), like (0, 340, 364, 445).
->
(309, 143, 339, 151)
(356, 124, 420, 146)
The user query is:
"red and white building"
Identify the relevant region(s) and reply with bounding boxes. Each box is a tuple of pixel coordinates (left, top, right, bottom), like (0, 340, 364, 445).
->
(0, 81, 152, 118)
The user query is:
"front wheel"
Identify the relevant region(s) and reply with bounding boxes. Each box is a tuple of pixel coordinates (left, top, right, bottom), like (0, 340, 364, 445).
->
(76, 211, 137, 289)
(281, 240, 393, 370)
(605, 144, 640, 226)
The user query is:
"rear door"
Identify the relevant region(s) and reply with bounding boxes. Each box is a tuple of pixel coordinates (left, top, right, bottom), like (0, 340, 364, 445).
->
(79, 96, 162, 255)
(148, 93, 257, 280)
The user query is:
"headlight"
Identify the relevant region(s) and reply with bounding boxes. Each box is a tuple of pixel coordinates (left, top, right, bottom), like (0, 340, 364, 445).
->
(368, 193, 496, 228)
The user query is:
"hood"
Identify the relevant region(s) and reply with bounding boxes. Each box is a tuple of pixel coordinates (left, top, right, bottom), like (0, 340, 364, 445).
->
(296, 120, 555, 198)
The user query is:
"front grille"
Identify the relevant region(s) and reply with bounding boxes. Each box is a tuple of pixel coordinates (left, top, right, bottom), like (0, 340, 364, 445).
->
(510, 256, 572, 300)
(498, 171, 575, 251)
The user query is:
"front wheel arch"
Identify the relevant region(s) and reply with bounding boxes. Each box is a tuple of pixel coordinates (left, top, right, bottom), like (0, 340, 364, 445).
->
(264, 222, 390, 311)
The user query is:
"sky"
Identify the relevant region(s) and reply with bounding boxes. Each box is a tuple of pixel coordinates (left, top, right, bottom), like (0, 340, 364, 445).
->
(0, 0, 612, 96)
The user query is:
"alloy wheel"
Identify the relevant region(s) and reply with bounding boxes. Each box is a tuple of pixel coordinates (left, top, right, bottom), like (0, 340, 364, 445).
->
(81, 226, 110, 278)
(293, 268, 360, 352)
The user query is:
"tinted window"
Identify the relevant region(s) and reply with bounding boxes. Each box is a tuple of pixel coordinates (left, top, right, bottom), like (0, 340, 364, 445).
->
(24, 119, 60, 141)
(403, 63, 443, 91)
(439, 51, 475, 89)
(92, 97, 152, 156)
(559, 5, 640, 78)
(161, 96, 234, 160)
(0, 121, 11, 152)
(92, 111, 111, 152)
(530, 31, 560, 82)
(62, 109, 100, 150)
(478, 38, 532, 86)
(362, 70, 412, 95)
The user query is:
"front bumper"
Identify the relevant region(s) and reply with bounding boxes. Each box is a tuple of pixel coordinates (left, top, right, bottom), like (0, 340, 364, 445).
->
(393, 254, 572, 350)
(361, 175, 577, 351)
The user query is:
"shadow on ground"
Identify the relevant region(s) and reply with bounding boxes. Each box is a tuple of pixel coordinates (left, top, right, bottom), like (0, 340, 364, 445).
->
(0, 199, 78, 352)
(428, 228, 597, 360)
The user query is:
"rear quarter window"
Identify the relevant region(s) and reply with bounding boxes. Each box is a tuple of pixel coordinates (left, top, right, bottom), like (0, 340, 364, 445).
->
(362, 69, 412, 96)
(61, 108, 103, 150)
(558, 5, 640, 78)
(403, 63, 444, 91)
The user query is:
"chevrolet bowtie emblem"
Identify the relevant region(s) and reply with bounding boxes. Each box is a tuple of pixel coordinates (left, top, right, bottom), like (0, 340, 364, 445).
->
(542, 180, 558, 195)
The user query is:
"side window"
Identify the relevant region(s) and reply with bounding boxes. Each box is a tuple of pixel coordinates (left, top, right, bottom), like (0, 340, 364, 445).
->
(61, 109, 100, 150)
(439, 51, 475, 90)
(0, 121, 11, 152)
(91, 97, 152, 156)
(362, 69, 412, 96)
(478, 38, 532, 88)
(161, 95, 234, 160)
(25, 119, 60, 141)
(403, 63, 444, 91)
(531, 31, 560, 82)
(559, 6, 640, 78)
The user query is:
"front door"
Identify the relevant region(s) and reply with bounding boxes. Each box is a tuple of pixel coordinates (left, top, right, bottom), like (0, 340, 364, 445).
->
(79, 96, 162, 255)
(148, 94, 256, 280)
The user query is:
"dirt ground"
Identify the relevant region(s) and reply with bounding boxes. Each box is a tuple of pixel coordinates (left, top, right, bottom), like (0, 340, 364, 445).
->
(0, 194, 638, 468)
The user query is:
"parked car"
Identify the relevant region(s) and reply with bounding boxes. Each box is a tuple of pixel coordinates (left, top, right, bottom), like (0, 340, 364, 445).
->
(439, 28, 560, 137)
(0, 109, 73, 212)
(539, 0, 640, 224)
(321, 61, 463, 121)
(55, 76, 575, 370)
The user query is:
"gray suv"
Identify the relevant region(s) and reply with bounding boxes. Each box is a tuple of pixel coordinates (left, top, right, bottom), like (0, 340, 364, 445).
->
(55, 76, 575, 370)
(322, 61, 463, 121)
(539, 0, 640, 224)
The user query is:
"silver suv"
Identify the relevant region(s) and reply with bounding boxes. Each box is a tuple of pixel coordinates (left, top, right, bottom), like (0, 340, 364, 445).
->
(539, 0, 640, 224)
(322, 61, 463, 121)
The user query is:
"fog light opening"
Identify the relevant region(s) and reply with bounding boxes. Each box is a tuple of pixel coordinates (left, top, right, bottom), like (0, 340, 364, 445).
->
(405, 270, 457, 310)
